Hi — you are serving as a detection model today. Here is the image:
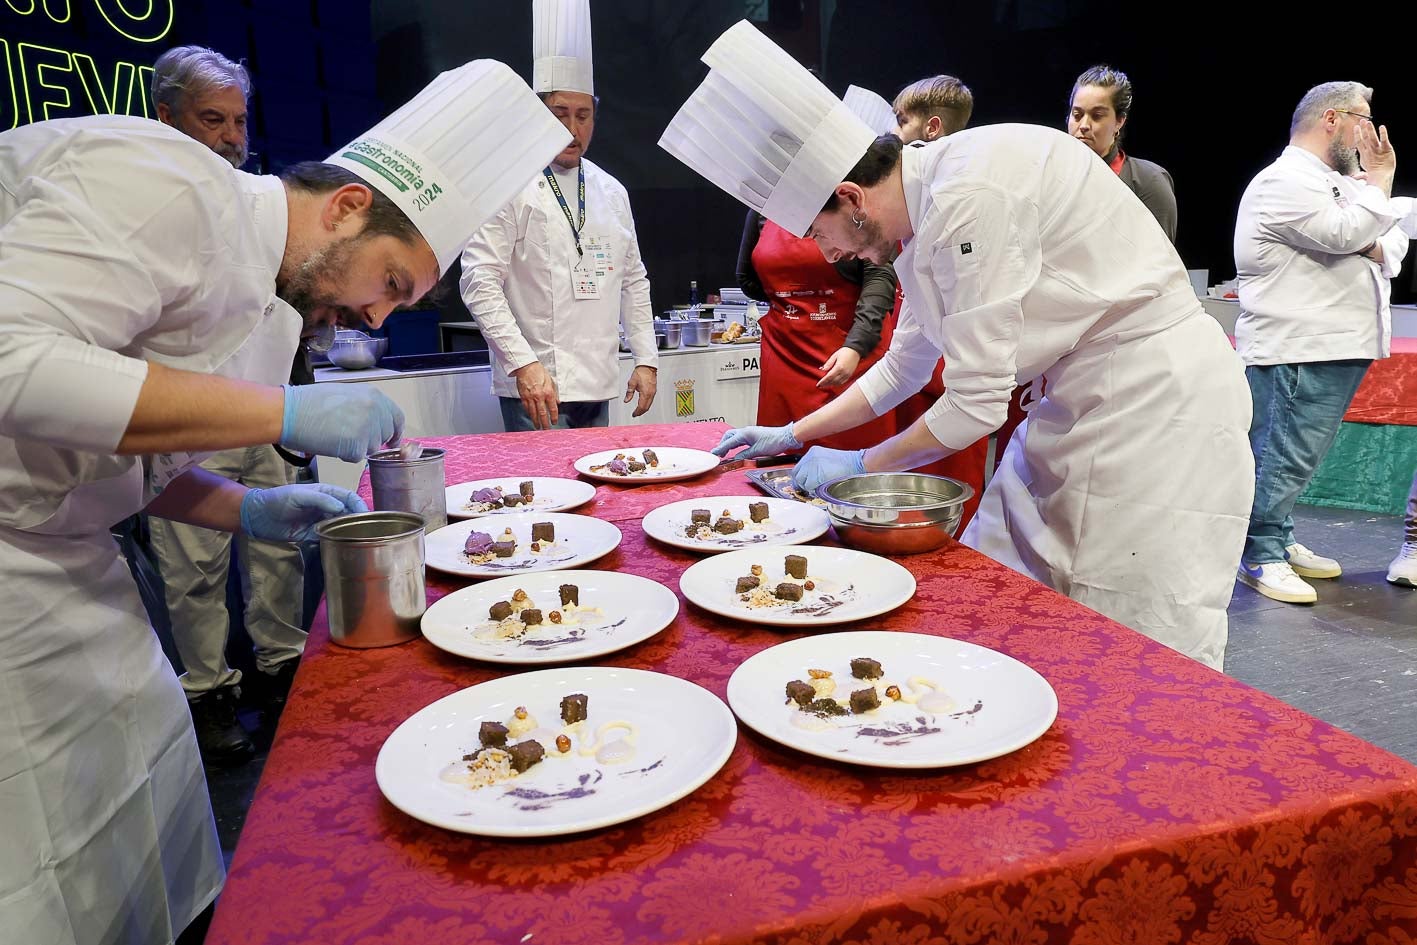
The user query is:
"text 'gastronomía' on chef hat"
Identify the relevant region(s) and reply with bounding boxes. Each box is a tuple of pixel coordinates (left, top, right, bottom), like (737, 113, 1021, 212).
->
(658, 20, 875, 238)
(326, 60, 571, 273)
(843, 85, 897, 137)
(533, 0, 594, 96)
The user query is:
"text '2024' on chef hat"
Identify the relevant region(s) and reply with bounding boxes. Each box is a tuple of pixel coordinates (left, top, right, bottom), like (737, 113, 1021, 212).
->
(533, 0, 594, 96)
(843, 85, 897, 137)
(658, 20, 876, 238)
(326, 60, 572, 274)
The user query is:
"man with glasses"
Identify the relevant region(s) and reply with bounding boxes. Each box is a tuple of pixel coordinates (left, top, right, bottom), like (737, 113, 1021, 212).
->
(1234, 81, 1411, 603)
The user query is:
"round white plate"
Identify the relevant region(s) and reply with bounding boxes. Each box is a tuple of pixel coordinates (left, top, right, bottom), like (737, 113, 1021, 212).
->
(425, 513, 621, 578)
(642, 496, 829, 554)
(572, 446, 719, 484)
(446, 477, 597, 519)
(727, 631, 1058, 768)
(679, 546, 915, 626)
(421, 570, 679, 664)
(376, 667, 737, 836)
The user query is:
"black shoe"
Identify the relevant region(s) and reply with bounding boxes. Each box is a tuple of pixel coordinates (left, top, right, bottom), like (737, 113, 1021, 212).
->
(188, 687, 255, 767)
(257, 659, 300, 713)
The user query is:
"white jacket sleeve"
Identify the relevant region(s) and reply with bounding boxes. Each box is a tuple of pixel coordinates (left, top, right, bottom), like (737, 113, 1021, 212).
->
(0, 179, 158, 452)
(1258, 176, 1400, 255)
(855, 297, 940, 416)
(1375, 221, 1410, 280)
(918, 183, 1039, 450)
(460, 202, 539, 374)
(1391, 196, 1417, 239)
(616, 189, 657, 368)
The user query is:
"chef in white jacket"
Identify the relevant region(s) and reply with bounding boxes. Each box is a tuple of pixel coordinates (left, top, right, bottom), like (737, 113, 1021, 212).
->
(0, 62, 570, 945)
(662, 22, 1254, 668)
(461, 0, 658, 432)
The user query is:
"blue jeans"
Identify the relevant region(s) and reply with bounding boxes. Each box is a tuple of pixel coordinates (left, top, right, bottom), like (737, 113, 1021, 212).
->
(498, 397, 609, 432)
(1244, 360, 1371, 563)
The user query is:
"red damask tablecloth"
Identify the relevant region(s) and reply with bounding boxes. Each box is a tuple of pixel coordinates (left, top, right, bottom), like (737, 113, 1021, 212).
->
(1346, 338, 1417, 426)
(208, 423, 1417, 945)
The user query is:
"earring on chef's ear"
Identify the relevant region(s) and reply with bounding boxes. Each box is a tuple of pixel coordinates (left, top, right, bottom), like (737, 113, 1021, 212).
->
(851, 209, 866, 230)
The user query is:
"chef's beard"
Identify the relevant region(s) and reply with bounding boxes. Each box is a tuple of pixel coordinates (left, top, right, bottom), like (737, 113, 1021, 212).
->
(279, 235, 366, 350)
(849, 217, 897, 266)
(1329, 137, 1359, 176)
(216, 142, 249, 169)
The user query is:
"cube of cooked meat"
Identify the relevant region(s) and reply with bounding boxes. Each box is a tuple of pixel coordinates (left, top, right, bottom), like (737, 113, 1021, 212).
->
(851, 658, 884, 680)
(489, 600, 513, 621)
(560, 693, 589, 724)
(491, 540, 516, 557)
(531, 522, 555, 542)
(691, 509, 712, 525)
(627, 460, 646, 472)
(714, 516, 744, 534)
(748, 502, 770, 523)
(784, 554, 808, 579)
(502, 494, 523, 507)
(559, 584, 579, 607)
(785, 680, 816, 706)
(506, 739, 545, 773)
(850, 688, 881, 713)
(521, 609, 543, 626)
(735, 575, 760, 593)
(479, 721, 509, 747)
(775, 582, 804, 602)
(519, 480, 535, 499)
(642, 449, 659, 467)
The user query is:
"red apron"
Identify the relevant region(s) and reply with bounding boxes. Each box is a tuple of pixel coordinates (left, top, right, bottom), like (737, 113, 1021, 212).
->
(752, 220, 894, 451)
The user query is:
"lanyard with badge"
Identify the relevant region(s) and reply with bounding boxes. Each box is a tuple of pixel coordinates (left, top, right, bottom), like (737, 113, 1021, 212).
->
(545, 164, 600, 299)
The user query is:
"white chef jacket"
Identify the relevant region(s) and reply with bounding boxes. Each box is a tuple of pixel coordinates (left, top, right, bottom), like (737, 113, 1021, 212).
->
(856, 125, 1200, 450)
(460, 157, 657, 402)
(1234, 146, 1409, 366)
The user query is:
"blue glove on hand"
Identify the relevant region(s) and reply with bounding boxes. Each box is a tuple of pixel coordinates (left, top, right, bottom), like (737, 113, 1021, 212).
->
(711, 423, 803, 460)
(279, 384, 405, 462)
(240, 484, 368, 543)
(791, 446, 867, 495)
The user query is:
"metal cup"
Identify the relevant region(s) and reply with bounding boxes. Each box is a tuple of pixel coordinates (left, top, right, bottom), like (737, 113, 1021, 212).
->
(316, 511, 427, 648)
(368, 446, 447, 533)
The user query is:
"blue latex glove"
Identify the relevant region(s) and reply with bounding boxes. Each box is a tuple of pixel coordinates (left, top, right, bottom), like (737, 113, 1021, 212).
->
(279, 384, 405, 462)
(711, 423, 802, 460)
(240, 484, 368, 543)
(791, 446, 867, 495)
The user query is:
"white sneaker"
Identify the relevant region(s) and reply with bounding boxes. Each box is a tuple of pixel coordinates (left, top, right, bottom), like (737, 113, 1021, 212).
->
(1238, 561, 1318, 604)
(1285, 542, 1342, 579)
(1388, 542, 1417, 588)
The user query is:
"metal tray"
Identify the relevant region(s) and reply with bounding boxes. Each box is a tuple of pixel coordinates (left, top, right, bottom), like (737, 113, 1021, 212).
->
(744, 467, 826, 506)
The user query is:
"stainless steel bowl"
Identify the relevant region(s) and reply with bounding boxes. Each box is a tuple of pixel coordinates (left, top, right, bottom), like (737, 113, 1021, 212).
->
(654, 321, 683, 349)
(680, 318, 724, 347)
(815, 472, 975, 555)
(326, 336, 388, 370)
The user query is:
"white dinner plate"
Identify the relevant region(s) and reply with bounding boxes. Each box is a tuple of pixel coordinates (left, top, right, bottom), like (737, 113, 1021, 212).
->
(421, 570, 679, 664)
(727, 631, 1058, 768)
(425, 513, 621, 578)
(572, 446, 719, 484)
(678, 546, 915, 626)
(446, 477, 597, 519)
(642, 496, 830, 554)
(375, 667, 737, 836)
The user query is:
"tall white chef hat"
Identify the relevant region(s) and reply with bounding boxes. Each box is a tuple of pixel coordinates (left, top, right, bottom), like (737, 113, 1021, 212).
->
(327, 60, 571, 273)
(533, 0, 594, 96)
(658, 20, 875, 238)
(843, 85, 897, 137)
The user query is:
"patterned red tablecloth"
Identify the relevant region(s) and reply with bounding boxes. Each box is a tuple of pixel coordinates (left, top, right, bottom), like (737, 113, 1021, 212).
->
(1347, 338, 1417, 426)
(208, 423, 1417, 945)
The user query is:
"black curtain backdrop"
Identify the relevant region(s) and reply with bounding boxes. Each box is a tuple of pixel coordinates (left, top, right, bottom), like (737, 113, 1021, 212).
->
(374, 0, 1417, 322)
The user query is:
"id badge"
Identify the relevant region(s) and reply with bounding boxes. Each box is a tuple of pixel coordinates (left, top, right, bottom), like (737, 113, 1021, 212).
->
(573, 259, 601, 299)
(583, 236, 613, 278)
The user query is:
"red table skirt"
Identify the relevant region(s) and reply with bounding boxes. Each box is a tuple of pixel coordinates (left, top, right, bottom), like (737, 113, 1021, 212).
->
(1347, 338, 1417, 425)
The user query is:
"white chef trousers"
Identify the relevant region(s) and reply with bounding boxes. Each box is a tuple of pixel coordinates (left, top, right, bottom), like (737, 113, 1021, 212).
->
(146, 445, 306, 695)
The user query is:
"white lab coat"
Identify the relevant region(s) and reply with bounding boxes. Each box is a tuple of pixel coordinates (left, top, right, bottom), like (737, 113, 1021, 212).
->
(1234, 146, 1410, 366)
(856, 126, 1254, 668)
(459, 158, 657, 402)
(0, 117, 299, 944)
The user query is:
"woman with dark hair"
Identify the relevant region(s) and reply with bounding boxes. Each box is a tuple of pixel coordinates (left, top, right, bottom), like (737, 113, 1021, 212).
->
(1068, 65, 1178, 243)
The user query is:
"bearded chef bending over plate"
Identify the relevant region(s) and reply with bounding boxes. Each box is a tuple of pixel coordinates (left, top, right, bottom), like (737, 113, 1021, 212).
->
(661, 22, 1253, 670)
(0, 62, 570, 945)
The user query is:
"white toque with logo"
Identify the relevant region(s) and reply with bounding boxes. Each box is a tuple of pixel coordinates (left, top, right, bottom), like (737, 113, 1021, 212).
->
(658, 20, 875, 237)
(327, 60, 572, 273)
(533, 0, 594, 96)
(844, 85, 896, 137)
